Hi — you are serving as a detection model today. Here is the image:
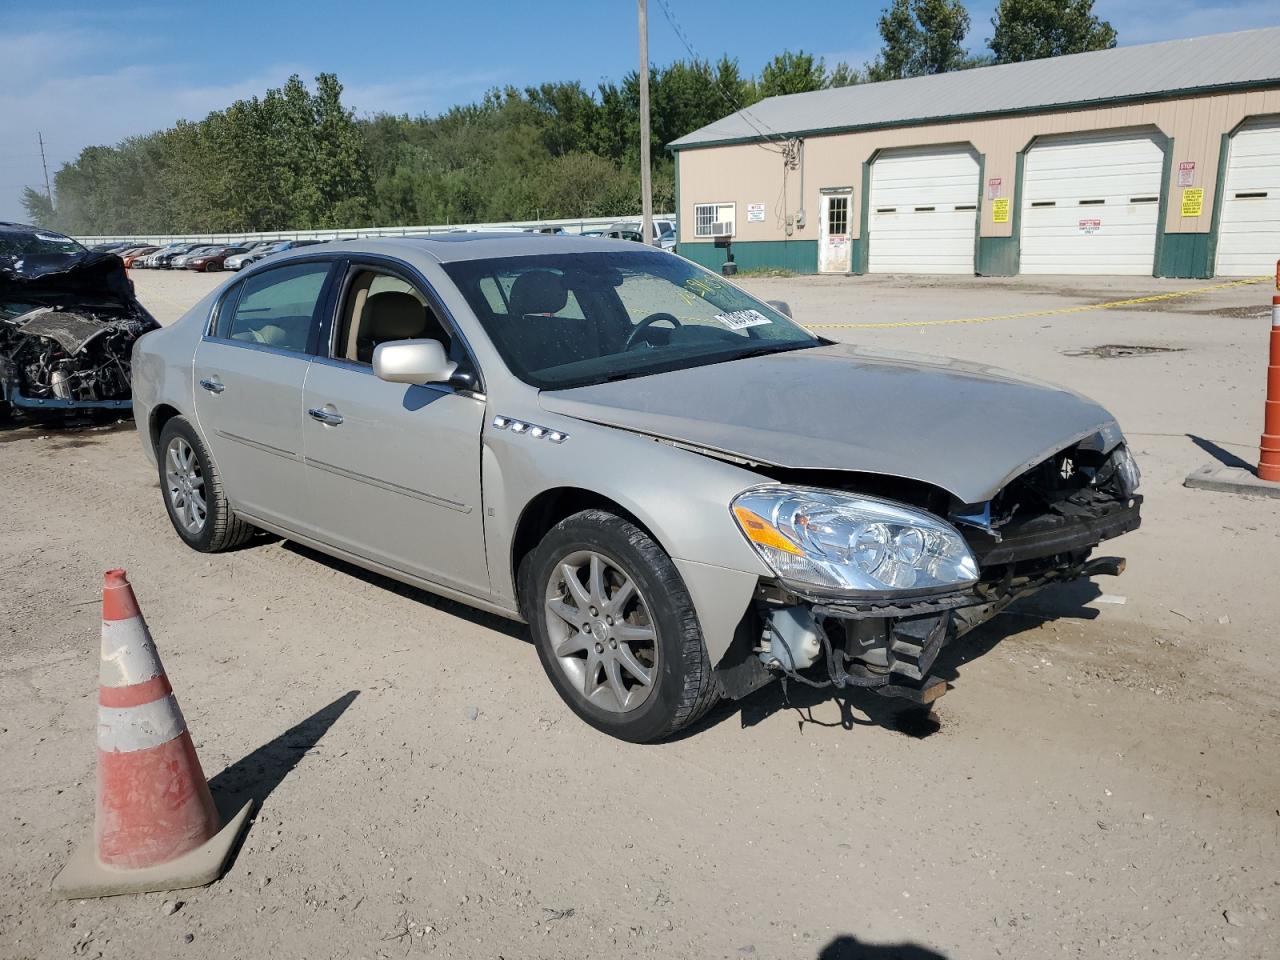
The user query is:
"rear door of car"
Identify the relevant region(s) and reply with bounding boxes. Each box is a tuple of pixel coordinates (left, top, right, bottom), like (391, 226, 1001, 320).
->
(192, 258, 339, 532)
(299, 257, 490, 597)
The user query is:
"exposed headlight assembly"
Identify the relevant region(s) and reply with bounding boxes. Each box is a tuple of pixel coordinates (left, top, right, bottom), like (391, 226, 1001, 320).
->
(731, 487, 979, 598)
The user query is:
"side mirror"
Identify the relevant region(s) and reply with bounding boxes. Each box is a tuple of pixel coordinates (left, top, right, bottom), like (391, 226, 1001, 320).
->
(767, 300, 793, 319)
(372, 339, 457, 385)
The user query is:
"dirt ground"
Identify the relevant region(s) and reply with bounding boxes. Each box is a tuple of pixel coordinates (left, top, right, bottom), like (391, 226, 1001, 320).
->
(2, 266, 1277, 960)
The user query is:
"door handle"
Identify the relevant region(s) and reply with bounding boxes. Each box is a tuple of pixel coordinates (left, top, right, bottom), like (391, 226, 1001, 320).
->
(199, 378, 225, 394)
(307, 407, 344, 426)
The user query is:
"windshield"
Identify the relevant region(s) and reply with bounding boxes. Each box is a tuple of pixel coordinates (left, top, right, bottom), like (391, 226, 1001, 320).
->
(0, 229, 85, 257)
(444, 250, 819, 389)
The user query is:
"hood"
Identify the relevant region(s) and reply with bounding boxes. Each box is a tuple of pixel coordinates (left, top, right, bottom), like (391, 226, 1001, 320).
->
(538, 343, 1120, 504)
(0, 250, 136, 310)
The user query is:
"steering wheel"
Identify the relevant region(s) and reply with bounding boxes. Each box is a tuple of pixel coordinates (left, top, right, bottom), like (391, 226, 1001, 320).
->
(623, 312, 682, 350)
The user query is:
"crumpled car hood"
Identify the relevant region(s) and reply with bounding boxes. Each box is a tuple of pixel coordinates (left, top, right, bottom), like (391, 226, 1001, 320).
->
(0, 250, 139, 309)
(538, 343, 1121, 504)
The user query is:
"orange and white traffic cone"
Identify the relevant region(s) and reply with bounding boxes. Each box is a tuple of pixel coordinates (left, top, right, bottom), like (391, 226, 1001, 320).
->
(52, 569, 252, 899)
(1259, 290, 1280, 483)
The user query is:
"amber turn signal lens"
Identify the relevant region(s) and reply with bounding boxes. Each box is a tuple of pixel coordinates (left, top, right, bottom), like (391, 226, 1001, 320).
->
(732, 505, 803, 556)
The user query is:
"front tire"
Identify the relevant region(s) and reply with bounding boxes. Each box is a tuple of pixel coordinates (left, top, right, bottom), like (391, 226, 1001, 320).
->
(157, 416, 254, 552)
(520, 510, 720, 742)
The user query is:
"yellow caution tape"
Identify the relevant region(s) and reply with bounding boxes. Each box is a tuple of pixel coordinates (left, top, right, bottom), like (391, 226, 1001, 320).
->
(804, 276, 1270, 330)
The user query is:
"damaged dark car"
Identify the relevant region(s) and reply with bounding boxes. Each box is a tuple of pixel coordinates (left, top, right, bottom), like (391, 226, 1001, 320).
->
(1, 223, 158, 421)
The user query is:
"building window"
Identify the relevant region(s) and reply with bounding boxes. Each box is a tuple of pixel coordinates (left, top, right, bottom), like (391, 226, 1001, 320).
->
(826, 196, 849, 236)
(694, 202, 736, 237)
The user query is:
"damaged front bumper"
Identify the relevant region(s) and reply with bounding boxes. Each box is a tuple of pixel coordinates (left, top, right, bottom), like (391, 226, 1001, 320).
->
(742, 494, 1141, 706)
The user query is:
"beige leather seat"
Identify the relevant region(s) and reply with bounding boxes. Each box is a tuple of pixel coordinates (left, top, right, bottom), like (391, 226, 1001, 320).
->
(356, 291, 435, 363)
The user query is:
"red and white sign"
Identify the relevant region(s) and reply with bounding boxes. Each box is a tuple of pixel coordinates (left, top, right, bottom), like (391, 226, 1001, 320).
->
(1177, 161, 1195, 187)
(1078, 218, 1102, 234)
(986, 177, 1003, 200)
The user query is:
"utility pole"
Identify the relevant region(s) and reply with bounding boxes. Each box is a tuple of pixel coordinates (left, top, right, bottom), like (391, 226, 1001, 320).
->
(638, 0, 654, 245)
(38, 132, 52, 204)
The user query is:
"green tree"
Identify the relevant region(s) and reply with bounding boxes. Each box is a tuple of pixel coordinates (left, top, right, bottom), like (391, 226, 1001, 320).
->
(989, 0, 1117, 62)
(825, 61, 865, 88)
(867, 0, 972, 80)
(20, 187, 56, 227)
(758, 50, 827, 97)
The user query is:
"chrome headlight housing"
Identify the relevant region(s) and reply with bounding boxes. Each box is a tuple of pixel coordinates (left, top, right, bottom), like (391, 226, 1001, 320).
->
(731, 486, 979, 598)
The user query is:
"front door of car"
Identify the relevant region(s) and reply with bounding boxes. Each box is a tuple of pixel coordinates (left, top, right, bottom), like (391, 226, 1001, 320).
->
(192, 259, 335, 532)
(300, 265, 489, 597)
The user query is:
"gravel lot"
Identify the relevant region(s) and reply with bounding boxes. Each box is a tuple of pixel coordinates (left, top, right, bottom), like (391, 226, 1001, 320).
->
(2, 265, 1277, 960)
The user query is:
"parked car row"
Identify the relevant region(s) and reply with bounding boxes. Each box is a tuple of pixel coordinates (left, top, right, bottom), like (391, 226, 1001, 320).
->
(89, 239, 326, 272)
(86, 220, 680, 269)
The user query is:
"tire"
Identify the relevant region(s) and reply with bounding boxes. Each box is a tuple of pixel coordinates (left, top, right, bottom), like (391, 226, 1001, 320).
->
(519, 509, 720, 743)
(157, 416, 254, 552)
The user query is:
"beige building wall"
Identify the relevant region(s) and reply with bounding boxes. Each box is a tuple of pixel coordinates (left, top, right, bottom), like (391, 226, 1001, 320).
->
(677, 88, 1280, 245)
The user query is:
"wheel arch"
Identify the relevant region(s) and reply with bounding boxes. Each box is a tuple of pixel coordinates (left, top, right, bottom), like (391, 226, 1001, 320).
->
(149, 403, 183, 455)
(510, 486, 666, 610)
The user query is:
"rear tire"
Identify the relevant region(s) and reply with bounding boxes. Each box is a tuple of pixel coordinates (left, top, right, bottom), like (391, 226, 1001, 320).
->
(520, 509, 720, 743)
(157, 416, 254, 552)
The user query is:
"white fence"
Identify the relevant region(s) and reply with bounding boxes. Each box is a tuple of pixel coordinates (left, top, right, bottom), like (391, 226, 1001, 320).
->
(75, 213, 676, 247)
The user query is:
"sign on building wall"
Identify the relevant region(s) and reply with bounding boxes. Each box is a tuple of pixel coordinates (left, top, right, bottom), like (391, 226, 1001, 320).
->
(1177, 161, 1196, 187)
(991, 198, 1010, 223)
(1078, 218, 1102, 234)
(746, 203, 766, 223)
(1181, 187, 1204, 217)
(986, 177, 1003, 200)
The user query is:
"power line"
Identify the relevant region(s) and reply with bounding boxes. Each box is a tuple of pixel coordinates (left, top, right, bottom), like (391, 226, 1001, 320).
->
(654, 0, 790, 154)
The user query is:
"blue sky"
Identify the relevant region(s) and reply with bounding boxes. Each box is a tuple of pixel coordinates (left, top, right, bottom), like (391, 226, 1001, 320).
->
(2, 0, 1277, 222)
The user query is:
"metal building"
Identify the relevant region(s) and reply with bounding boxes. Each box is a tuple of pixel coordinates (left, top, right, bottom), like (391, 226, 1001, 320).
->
(671, 27, 1280, 278)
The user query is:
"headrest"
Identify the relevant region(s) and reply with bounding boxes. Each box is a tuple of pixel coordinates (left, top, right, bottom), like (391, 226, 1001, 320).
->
(508, 270, 568, 318)
(363, 291, 426, 340)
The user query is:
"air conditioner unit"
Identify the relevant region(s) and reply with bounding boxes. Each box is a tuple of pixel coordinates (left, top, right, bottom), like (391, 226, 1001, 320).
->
(710, 221, 733, 237)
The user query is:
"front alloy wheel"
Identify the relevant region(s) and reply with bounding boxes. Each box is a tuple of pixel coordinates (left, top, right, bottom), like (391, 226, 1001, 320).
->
(522, 509, 721, 742)
(544, 550, 659, 714)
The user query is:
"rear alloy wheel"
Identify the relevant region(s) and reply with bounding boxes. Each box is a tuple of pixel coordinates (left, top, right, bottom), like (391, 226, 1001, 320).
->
(521, 510, 720, 742)
(157, 416, 254, 552)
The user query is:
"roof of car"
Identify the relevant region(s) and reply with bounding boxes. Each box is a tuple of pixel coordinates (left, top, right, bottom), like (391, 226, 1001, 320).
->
(268, 232, 653, 265)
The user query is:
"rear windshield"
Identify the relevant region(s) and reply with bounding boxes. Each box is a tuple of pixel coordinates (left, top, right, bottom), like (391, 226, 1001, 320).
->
(443, 250, 818, 389)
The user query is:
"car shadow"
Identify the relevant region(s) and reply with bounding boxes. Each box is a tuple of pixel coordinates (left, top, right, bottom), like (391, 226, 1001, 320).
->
(817, 935, 948, 959)
(679, 578, 1105, 741)
(819, 942, 942, 960)
(278, 540, 526, 640)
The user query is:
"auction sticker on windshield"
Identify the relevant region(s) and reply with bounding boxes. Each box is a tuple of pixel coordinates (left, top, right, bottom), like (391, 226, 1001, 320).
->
(714, 309, 772, 330)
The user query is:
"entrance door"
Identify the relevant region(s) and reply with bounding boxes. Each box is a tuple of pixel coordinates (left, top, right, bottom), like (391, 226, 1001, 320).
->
(1216, 116, 1280, 277)
(818, 191, 853, 273)
(1020, 131, 1164, 275)
(868, 145, 980, 274)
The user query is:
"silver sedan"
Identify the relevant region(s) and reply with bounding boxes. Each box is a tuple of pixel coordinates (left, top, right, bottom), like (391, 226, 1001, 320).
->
(131, 235, 1141, 741)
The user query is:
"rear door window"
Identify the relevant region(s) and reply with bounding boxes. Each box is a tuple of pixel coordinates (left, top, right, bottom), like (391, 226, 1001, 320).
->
(218, 261, 332, 352)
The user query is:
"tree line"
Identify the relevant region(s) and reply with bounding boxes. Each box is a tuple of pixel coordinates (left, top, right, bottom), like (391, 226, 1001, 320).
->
(23, 0, 1117, 235)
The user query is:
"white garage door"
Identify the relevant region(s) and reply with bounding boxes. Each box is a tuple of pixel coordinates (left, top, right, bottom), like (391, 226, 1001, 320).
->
(1216, 117, 1280, 277)
(1021, 131, 1164, 275)
(868, 145, 979, 274)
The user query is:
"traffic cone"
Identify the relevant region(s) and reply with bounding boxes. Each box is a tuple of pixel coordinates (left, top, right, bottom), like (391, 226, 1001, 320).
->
(52, 569, 252, 898)
(1259, 292, 1280, 482)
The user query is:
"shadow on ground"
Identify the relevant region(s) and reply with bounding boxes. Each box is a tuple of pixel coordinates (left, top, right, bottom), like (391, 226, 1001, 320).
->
(1187, 433, 1253, 470)
(210, 690, 360, 812)
(817, 936, 947, 959)
(280, 540, 525, 640)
